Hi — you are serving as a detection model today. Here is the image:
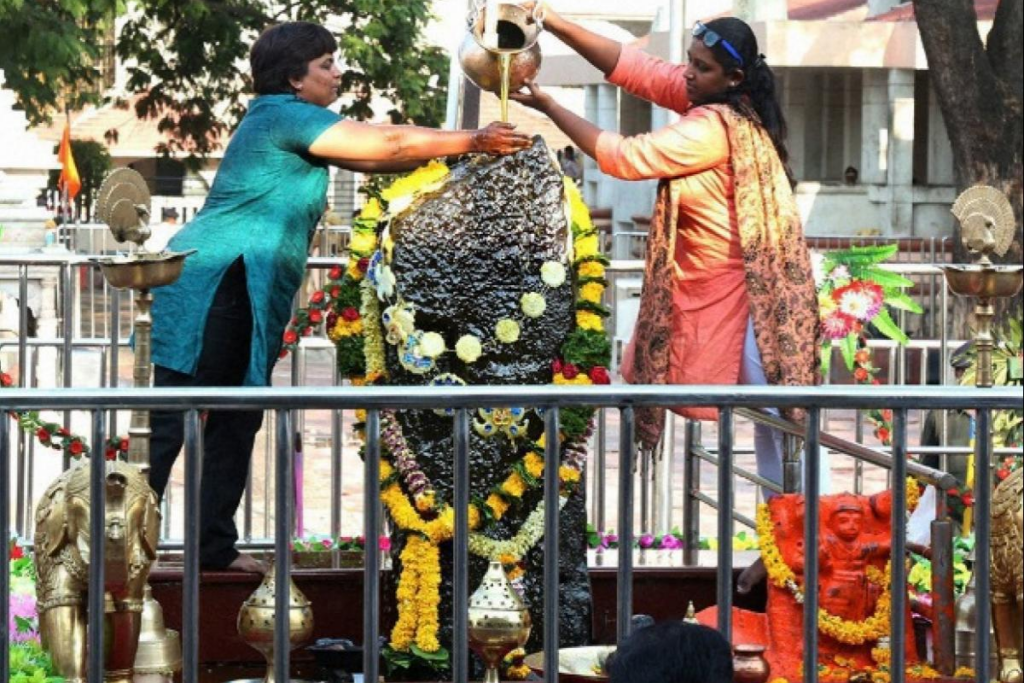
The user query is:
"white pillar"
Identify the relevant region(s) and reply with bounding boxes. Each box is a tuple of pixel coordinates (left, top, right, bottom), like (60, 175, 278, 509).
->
(595, 83, 619, 211)
(886, 69, 915, 235)
(866, 0, 901, 17)
(583, 84, 601, 207)
(733, 0, 787, 22)
(860, 69, 889, 186)
(36, 271, 60, 389)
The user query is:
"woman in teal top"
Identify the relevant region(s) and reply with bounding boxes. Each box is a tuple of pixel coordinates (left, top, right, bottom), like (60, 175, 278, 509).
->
(149, 21, 529, 572)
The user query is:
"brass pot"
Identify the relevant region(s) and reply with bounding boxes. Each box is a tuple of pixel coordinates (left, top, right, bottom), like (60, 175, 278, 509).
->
(733, 643, 771, 683)
(468, 561, 532, 683)
(237, 565, 315, 682)
(458, 2, 543, 93)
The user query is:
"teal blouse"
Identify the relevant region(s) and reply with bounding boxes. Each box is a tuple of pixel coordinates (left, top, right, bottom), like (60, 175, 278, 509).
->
(151, 94, 341, 385)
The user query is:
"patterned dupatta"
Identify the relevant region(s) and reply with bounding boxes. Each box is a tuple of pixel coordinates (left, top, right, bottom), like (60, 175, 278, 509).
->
(630, 104, 821, 450)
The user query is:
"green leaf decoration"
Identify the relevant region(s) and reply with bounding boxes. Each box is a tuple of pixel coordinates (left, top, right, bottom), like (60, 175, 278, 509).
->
(840, 335, 859, 372)
(871, 308, 910, 345)
(820, 341, 833, 378)
(884, 291, 924, 314)
(857, 267, 916, 289)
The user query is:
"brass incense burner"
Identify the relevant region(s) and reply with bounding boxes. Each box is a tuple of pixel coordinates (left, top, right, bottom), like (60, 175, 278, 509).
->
(236, 564, 315, 682)
(468, 561, 533, 683)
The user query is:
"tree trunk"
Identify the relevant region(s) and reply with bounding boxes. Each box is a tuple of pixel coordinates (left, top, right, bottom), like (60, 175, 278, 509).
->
(913, 0, 1023, 335)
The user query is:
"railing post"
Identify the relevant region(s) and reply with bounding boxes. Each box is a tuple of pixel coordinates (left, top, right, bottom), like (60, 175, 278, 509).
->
(1, 414, 10, 680)
(616, 406, 635, 644)
(544, 407, 561, 683)
(682, 420, 701, 566)
(183, 409, 202, 683)
(88, 410, 106, 683)
(891, 409, 909, 677)
(716, 408, 734, 640)
(453, 409, 471, 683)
(274, 410, 294, 683)
(595, 407, 607, 534)
(931, 511, 956, 675)
(363, 410, 382, 683)
(973, 408, 993, 683)
(803, 407, 821, 683)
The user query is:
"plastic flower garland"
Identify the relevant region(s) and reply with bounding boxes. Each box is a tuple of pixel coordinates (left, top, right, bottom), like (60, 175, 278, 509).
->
(814, 246, 921, 443)
(281, 162, 612, 672)
(3, 369, 130, 461)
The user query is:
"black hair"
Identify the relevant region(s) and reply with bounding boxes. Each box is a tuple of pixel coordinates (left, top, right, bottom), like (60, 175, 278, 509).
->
(250, 22, 338, 95)
(700, 17, 793, 185)
(607, 621, 734, 683)
(563, 146, 576, 160)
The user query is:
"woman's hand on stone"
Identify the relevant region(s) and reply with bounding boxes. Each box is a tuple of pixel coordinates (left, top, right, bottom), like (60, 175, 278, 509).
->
(509, 80, 554, 113)
(471, 122, 533, 155)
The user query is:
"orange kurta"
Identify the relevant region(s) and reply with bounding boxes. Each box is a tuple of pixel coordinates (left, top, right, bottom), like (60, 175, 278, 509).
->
(597, 46, 747, 419)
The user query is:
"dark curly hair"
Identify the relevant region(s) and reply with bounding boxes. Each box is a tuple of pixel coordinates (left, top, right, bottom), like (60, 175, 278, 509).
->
(699, 17, 793, 184)
(250, 22, 338, 95)
(608, 621, 734, 683)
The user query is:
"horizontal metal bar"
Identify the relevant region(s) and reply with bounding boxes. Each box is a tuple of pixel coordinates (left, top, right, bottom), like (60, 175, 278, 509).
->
(690, 446, 785, 494)
(1, 384, 1017, 412)
(736, 407, 960, 489)
(691, 492, 757, 530)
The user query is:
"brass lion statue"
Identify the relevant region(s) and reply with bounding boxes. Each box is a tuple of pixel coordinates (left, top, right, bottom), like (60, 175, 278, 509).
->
(992, 466, 1023, 683)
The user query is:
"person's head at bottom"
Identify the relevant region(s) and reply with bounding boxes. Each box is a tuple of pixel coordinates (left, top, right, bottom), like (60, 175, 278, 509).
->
(608, 621, 734, 683)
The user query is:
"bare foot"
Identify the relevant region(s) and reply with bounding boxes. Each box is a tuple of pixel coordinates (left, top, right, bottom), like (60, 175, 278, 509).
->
(226, 553, 267, 574)
(737, 557, 766, 595)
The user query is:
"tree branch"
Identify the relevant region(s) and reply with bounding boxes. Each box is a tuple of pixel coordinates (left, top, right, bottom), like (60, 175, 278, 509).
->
(986, 0, 1023, 103)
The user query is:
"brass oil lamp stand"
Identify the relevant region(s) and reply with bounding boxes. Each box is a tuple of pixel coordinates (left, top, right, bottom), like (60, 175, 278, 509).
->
(93, 168, 193, 679)
(940, 185, 1023, 682)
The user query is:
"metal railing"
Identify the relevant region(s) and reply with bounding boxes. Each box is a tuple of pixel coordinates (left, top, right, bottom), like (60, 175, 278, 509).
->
(0, 253, 997, 551)
(2, 383, 1019, 683)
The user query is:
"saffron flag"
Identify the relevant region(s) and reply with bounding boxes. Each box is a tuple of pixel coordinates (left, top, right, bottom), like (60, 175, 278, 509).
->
(57, 119, 81, 202)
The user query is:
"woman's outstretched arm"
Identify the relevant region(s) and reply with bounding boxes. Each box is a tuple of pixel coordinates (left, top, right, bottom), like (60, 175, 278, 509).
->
(308, 120, 531, 171)
(524, 2, 622, 75)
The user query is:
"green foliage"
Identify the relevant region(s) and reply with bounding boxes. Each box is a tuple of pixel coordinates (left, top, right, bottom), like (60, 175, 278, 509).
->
(2, 0, 448, 162)
(116, 0, 448, 160)
(336, 334, 366, 377)
(47, 139, 112, 217)
(560, 406, 595, 440)
(560, 329, 612, 369)
(960, 307, 1023, 448)
(0, 0, 119, 124)
(383, 644, 451, 677)
(8, 640, 63, 683)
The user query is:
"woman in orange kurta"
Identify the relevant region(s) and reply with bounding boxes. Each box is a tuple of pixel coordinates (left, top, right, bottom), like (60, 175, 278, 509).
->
(512, 10, 820, 494)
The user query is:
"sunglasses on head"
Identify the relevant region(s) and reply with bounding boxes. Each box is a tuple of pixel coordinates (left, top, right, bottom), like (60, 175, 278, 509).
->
(692, 21, 744, 67)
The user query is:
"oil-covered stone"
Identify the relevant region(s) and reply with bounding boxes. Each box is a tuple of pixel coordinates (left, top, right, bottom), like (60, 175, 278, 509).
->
(380, 138, 592, 680)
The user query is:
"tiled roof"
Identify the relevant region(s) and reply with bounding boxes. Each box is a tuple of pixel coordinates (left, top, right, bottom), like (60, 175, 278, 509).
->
(869, 0, 997, 21)
(34, 95, 225, 159)
(788, 0, 868, 20)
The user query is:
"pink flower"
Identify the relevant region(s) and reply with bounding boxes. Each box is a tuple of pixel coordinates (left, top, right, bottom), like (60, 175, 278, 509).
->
(659, 534, 683, 550)
(638, 534, 655, 549)
(378, 536, 391, 552)
(8, 593, 39, 643)
(821, 311, 856, 340)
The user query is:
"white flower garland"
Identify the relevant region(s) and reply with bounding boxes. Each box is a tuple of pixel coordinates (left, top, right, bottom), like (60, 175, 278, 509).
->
(468, 495, 570, 562)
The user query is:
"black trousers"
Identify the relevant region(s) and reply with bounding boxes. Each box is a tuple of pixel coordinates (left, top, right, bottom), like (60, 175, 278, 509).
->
(149, 257, 264, 569)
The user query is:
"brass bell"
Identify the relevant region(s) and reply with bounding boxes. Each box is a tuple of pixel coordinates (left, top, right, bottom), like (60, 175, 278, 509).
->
(468, 561, 532, 683)
(133, 585, 182, 681)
